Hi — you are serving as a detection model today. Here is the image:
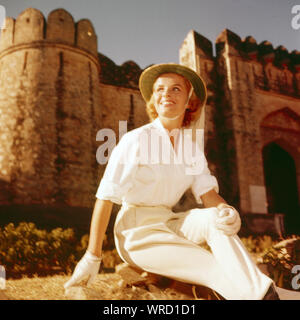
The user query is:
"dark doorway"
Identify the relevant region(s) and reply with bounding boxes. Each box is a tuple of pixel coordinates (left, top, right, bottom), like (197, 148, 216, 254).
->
(263, 142, 300, 235)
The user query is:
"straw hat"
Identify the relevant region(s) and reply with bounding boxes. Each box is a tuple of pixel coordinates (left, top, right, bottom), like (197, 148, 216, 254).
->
(139, 63, 207, 106)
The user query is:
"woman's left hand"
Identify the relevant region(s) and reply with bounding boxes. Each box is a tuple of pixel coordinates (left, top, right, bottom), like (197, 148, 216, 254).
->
(215, 206, 241, 236)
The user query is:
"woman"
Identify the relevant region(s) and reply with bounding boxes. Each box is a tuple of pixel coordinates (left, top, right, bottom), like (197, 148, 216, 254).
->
(64, 63, 279, 300)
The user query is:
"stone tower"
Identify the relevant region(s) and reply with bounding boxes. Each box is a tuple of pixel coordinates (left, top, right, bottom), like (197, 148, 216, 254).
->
(0, 8, 101, 211)
(180, 29, 300, 234)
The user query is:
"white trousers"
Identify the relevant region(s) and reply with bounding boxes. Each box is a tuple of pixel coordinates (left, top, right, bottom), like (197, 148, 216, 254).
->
(114, 203, 273, 300)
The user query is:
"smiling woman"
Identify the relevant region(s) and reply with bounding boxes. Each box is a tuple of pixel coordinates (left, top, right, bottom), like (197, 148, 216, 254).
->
(64, 63, 279, 300)
(151, 73, 192, 131)
(144, 65, 205, 131)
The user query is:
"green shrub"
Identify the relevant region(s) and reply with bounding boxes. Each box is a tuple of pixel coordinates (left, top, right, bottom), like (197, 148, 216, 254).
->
(261, 237, 300, 289)
(0, 222, 78, 278)
(0, 222, 121, 279)
(2, 221, 298, 287)
(240, 235, 277, 254)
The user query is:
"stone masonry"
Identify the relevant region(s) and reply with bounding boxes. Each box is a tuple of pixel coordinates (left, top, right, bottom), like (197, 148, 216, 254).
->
(180, 30, 300, 234)
(0, 8, 299, 235)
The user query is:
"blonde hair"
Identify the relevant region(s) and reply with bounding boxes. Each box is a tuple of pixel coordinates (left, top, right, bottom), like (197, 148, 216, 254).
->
(146, 76, 204, 128)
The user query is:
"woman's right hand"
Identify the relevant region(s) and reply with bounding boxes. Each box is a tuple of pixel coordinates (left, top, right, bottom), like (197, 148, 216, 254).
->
(64, 251, 102, 289)
(215, 205, 241, 236)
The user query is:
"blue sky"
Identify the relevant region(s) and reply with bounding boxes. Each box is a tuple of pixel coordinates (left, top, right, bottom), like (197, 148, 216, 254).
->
(1, 0, 299, 68)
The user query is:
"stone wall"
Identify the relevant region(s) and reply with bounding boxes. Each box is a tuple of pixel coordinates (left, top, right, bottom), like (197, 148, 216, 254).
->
(0, 8, 101, 209)
(99, 83, 148, 134)
(0, 7, 299, 235)
(98, 53, 144, 90)
(215, 29, 300, 214)
(180, 28, 300, 222)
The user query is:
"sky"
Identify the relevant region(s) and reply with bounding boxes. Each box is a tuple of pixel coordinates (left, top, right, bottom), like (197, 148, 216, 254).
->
(0, 0, 299, 69)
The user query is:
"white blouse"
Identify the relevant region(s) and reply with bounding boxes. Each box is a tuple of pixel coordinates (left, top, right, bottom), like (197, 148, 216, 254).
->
(96, 118, 219, 208)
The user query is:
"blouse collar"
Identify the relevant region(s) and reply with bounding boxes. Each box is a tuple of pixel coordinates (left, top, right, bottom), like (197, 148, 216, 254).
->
(152, 117, 165, 131)
(150, 117, 203, 166)
(151, 117, 202, 149)
(152, 117, 182, 134)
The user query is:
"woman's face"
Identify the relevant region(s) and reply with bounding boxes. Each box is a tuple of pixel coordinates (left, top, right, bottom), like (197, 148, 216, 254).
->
(152, 73, 190, 123)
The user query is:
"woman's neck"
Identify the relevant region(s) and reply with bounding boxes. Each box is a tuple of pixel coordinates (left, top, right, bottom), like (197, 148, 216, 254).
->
(158, 116, 183, 132)
(158, 117, 182, 149)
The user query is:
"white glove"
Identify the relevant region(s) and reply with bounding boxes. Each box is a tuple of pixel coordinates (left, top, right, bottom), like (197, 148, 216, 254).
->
(215, 205, 241, 236)
(64, 251, 101, 289)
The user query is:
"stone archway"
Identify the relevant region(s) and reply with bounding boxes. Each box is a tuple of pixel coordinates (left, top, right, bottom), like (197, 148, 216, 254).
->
(260, 107, 300, 235)
(262, 142, 300, 234)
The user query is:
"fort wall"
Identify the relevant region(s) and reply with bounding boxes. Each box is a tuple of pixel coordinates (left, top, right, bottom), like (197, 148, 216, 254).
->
(180, 28, 300, 215)
(0, 8, 101, 208)
(0, 7, 299, 235)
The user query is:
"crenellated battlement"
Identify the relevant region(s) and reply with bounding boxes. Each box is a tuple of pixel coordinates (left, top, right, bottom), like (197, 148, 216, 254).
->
(215, 28, 300, 71)
(0, 8, 98, 57)
(181, 28, 300, 72)
(98, 53, 143, 89)
(180, 28, 300, 101)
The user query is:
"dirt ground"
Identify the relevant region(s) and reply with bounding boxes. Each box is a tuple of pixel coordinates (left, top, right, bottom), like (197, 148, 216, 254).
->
(1, 272, 300, 300)
(1, 272, 216, 300)
(1, 256, 300, 301)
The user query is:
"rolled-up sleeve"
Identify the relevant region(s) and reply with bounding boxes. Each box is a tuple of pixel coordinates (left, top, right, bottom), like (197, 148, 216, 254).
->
(96, 132, 139, 205)
(191, 155, 219, 204)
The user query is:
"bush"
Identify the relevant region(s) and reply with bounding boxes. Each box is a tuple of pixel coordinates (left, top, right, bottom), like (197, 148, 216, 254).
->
(1, 222, 297, 287)
(0, 222, 121, 279)
(261, 237, 300, 289)
(240, 235, 278, 254)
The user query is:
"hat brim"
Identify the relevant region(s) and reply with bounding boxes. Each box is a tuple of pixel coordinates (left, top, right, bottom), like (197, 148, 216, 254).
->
(139, 63, 207, 105)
